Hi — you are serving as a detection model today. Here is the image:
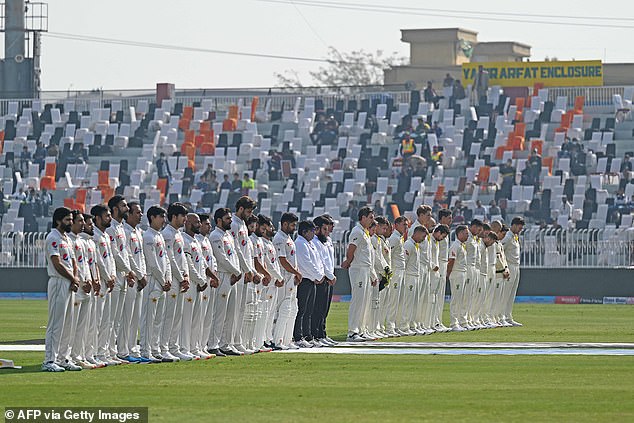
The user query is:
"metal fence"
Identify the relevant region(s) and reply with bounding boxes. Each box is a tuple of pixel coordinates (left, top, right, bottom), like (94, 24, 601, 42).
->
(0, 85, 627, 116)
(520, 228, 634, 268)
(0, 232, 49, 268)
(332, 228, 634, 269)
(0, 88, 412, 116)
(0, 228, 632, 269)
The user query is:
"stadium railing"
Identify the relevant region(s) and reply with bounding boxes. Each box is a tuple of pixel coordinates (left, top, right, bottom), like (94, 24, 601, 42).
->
(334, 228, 633, 269)
(0, 232, 49, 268)
(0, 229, 631, 268)
(1, 86, 625, 116)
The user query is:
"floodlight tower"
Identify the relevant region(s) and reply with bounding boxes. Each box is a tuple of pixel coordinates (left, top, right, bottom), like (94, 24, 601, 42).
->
(0, 0, 48, 98)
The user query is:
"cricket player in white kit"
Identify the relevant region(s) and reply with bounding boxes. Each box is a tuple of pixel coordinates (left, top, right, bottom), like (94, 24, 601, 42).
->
(121, 202, 149, 362)
(194, 214, 220, 357)
(42, 207, 80, 372)
(433, 209, 453, 332)
(248, 215, 274, 353)
(447, 225, 469, 332)
(105, 195, 135, 361)
(428, 223, 450, 333)
(209, 207, 243, 357)
(272, 212, 302, 349)
(80, 214, 103, 368)
(230, 196, 259, 355)
(343, 207, 377, 342)
(257, 214, 285, 349)
(464, 219, 483, 329)
(386, 216, 408, 337)
(139, 206, 171, 363)
(408, 206, 434, 335)
(181, 213, 213, 360)
(161, 202, 191, 361)
(400, 226, 426, 335)
(91, 205, 119, 366)
(374, 216, 392, 338)
(491, 226, 511, 326)
(473, 223, 492, 328)
(68, 211, 96, 369)
(501, 217, 525, 327)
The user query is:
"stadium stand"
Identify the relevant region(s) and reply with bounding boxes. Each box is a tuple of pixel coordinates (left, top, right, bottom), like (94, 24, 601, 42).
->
(0, 85, 633, 267)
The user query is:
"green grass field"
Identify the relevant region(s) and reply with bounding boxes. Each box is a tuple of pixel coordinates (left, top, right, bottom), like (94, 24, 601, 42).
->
(2, 300, 634, 422)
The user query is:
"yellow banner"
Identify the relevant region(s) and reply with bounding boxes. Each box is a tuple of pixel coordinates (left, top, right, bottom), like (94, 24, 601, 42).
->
(461, 60, 603, 87)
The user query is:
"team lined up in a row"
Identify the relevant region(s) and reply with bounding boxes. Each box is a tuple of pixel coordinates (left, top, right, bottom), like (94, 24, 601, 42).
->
(42, 195, 337, 372)
(343, 205, 525, 341)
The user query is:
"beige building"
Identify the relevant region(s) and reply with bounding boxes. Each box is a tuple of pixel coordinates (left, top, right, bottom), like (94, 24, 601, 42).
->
(384, 27, 633, 88)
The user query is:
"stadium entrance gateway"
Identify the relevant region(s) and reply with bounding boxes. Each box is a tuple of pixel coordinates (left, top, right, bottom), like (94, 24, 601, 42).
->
(461, 60, 604, 87)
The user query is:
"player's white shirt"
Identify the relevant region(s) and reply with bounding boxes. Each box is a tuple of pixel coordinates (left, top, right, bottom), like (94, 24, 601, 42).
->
(348, 223, 373, 270)
(465, 231, 479, 269)
(46, 228, 74, 278)
(124, 222, 146, 280)
(438, 236, 449, 262)
(105, 218, 132, 274)
(197, 234, 217, 274)
(231, 215, 255, 274)
(273, 230, 297, 278)
(388, 231, 405, 271)
(449, 239, 468, 273)
(502, 231, 521, 266)
(69, 232, 90, 282)
(262, 237, 283, 282)
(143, 227, 170, 283)
(162, 224, 188, 283)
(403, 238, 420, 276)
(93, 226, 116, 281)
(79, 233, 98, 281)
(479, 239, 489, 276)
(210, 227, 241, 276)
(182, 232, 207, 287)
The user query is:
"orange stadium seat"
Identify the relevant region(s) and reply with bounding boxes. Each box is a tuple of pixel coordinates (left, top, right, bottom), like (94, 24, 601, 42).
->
(514, 122, 526, 137)
(45, 162, 56, 178)
(182, 106, 193, 121)
(390, 204, 401, 219)
(223, 118, 237, 132)
(543, 156, 554, 175)
(434, 184, 445, 201)
(515, 97, 525, 112)
(510, 135, 524, 151)
(228, 105, 239, 121)
(530, 139, 543, 155)
(573, 96, 585, 114)
(200, 142, 215, 156)
(184, 129, 195, 144)
(179, 119, 190, 131)
(98, 170, 109, 187)
(199, 121, 211, 133)
(476, 166, 490, 185)
(251, 97, 259, 122)
(194, 135, 206, 149)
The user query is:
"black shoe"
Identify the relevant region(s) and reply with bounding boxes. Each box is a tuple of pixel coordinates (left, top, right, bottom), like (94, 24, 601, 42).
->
(219, 348, 242, 356)
(270, 343, 283, 351)
(208, 348, 227, 357)
(263, 341, 271, 348)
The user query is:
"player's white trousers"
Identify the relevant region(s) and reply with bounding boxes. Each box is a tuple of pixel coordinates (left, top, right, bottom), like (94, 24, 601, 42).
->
(44, 277, 73, 364)
(347, 267, 371, 335)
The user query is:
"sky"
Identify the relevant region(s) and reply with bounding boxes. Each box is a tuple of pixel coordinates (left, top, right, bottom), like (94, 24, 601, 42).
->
(3, 0, 634, 91)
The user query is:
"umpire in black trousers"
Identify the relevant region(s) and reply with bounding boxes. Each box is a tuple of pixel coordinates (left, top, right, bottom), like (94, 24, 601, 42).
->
(293, 220, 325, 347)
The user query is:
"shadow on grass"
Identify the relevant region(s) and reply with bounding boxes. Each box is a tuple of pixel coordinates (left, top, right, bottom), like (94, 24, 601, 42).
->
(0, 364, 45, 375)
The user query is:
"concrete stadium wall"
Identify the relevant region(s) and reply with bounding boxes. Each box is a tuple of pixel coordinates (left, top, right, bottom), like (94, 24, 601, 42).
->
(332, 268, 634, 297)
(1, 268, 632, 297)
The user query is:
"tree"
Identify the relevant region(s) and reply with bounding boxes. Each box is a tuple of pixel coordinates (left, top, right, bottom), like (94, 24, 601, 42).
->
(275, 47, 407, 92)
